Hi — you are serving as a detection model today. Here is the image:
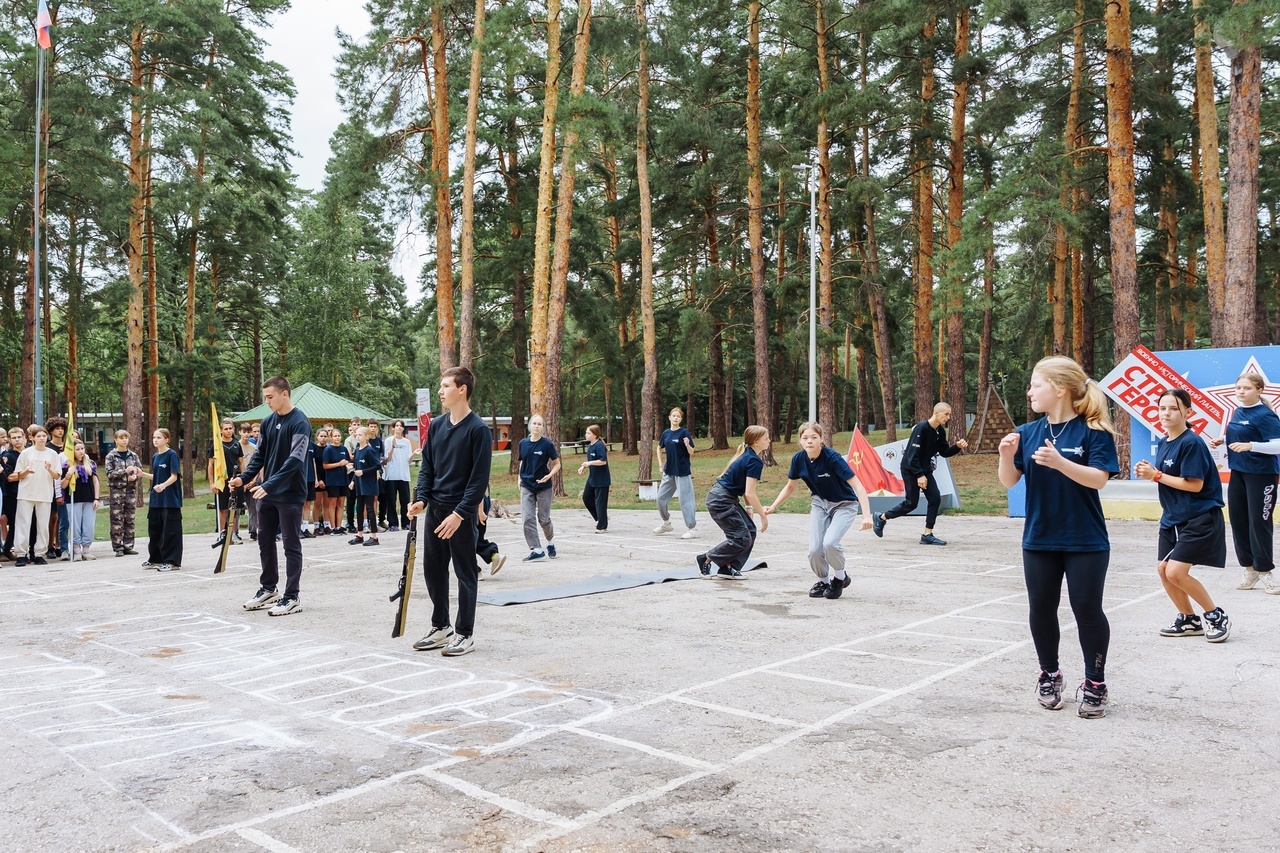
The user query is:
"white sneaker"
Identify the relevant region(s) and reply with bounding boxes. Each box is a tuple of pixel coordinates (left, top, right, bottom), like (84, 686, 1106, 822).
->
(653, 520, 673, 535)
(243, 586, 281, 611)
(490, 553, 506, 576)
(413, 625, 455, 651)
(1264, 572, 1280, 595)
(81, 552, 96, 561)
(441, 634, 475, 657)
(680, 528, 699, 539)
(268, 596, 301, 616)
(1238, 569, 1262, 590)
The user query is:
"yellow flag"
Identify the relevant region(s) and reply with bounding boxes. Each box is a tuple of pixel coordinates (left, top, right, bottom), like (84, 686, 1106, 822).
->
(64, 412, 76, 469)
(211, 403, 227, 490)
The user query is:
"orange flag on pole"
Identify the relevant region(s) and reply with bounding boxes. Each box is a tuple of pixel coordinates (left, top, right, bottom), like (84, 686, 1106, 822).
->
(846, 428, 904, 495)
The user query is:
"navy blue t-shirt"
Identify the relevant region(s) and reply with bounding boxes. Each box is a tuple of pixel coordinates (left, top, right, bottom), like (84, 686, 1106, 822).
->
(787, 446, 859, 503)
(322, 445, 351, 491)
(149, 449, 182, 509)
(1013, 417, 1118, 551)
(1224, 402, 1280, 475)
(586, 441, 611, 487)
(369, 434, 385, 460)
(352, 444, 382, 496)
(519, 437, 559, 492)
(1154, 430, 1224, 526)
(717, 447, 765, 497)
(661, 428, 694, 477)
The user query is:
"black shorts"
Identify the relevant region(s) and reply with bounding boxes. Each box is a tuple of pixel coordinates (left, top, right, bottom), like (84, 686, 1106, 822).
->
(306, 482, 317, 502)
(1158, 509, 1227, 568)
(214, 486, 244, 512)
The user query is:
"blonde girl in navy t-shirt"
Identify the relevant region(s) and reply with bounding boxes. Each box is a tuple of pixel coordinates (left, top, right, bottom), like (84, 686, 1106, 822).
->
(765, 421, 872, 600)
(1134, 389, 1230, 643)
(1207, 373, 1280, 594)
(998, 356, 1118, 719)
(654, 407, 699, 538)
(699, 425, 770, 579)
(132, 428, 183, 572)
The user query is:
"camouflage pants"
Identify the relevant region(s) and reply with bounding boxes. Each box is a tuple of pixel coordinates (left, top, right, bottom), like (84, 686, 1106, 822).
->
(109, 485, 137, 552)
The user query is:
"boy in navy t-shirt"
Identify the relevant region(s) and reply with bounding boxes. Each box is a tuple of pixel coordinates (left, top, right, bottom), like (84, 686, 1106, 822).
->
(654, 408, 699, 538)
(517, 413, 561, 561)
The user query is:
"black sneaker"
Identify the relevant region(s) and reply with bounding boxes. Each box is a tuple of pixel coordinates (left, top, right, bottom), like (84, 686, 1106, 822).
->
(1203, 608, 1230, 643)
(1077, 679, 1108, 718)
(696, 554, 711, 576)
(45, 550, 59, 560)
(348, 536, 364, 545)
(809, 580, 830, 597)
(302, 529, 315, 539)
(872, 512, 886, 538)
(716, 566, 743, 579)
(920, 533, 947, 546)
(363, 538, 379, 546)
(1159, 613, 1204, 637)
(33, 557, 47, 565)
(1037, 670, 1064, 710)
(122, 548, 138, 555)
(14, 558, 29, 567)
(823, 579, 844, 599)
(249, 532, 257, 541)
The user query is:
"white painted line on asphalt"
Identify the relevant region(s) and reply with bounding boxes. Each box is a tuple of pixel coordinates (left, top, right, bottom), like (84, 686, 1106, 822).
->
(237, 828, 304, 853)
(666, 695, 804, 728)
(419, 768, 577, 828)
(896, 629, 1014, 645)
(564, 726, 718, 771)
(831, 650, 953, 668)
(762, 670, 891, 694)
(949, 614, 1027, 625)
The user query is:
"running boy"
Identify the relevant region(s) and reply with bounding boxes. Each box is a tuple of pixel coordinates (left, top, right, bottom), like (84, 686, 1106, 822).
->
(873, 402, 966, 545)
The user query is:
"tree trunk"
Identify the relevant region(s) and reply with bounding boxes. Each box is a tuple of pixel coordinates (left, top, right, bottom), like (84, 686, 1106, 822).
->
(1106, 0, 1138, 471)
(914, 15, 937, 422)
(1223, 13, 1260, 347)
(1159, 138, 1179, 350)
(123, 26, 147, 450)
(746, 0, 773, 461)
(815, 0, 836, 443)
(945, 4, 969, 423)
(1185, 126, 1202, 348)
(636, 0, 659, 480)
(528, 0, 563, 418)
(1193, 0, 1226, 345)
(458, 0, 486, 369)
(601, 144, 636, 455)
(545, 0, 593, 496)
(432, 5, 456, 369)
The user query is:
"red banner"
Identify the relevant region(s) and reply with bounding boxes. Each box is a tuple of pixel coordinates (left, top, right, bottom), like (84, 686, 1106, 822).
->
(846, 428, 904, 495)
(1101, 344, 1223, 438)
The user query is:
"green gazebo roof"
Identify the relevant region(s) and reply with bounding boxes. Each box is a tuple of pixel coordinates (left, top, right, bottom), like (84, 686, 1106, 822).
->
(233, 383, 390, 424)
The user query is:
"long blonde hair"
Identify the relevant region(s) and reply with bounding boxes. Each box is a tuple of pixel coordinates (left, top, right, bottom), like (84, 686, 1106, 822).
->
(1033, 356, 1116, 435)
(721, 425, 769, 476)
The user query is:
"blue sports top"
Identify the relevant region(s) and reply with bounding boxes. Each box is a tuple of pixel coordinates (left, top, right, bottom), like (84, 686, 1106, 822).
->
(322, 445, 351, 491)
(787, 446, 858, 503)
(586, 441, 611, 487)
(1154, 431, 1224, 527)
(149, 448, 183, 509)
(1013, 416, 1118, 552)
(716, 447, 765, 497)
(518, 437, 559, 492)
(1224, 402, 1280, 475)
(660, 428, 694, 477)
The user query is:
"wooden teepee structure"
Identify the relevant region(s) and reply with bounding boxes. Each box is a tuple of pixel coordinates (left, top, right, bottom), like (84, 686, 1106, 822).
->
(966, 383, 1016, 453)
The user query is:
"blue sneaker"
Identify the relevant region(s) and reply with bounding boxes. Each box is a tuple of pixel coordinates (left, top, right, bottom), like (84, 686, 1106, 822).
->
(547, 544, 557, 559)
(522, 550, 547, 563)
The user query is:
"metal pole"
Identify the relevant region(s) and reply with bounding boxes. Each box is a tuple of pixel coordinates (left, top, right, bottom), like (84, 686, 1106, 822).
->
(808, 163, 817, 424)
(33, 45, 46, 426)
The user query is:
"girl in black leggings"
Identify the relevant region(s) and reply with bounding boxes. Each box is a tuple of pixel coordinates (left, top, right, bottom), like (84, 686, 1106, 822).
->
(998, 356, 1118, 719)
(1208, 373, 1280, 595)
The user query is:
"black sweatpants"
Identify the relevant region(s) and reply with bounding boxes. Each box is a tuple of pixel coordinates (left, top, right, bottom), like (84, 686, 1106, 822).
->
(147, 507, 184, 567)
(385, 480, 411, 527)
(422, 503, 479, 637)
(476, 518, 498, 564)
(1023, 549, 1110, 683)
(1227, 471, 1276, 574)
(582, 484, 609, 530)
(884, 471, 941, 528)
(346, 481, 357, 529)
(2, 489, 16, 553)
(378, 479, 391, 525)
(355, 494, 377, 535)
(706, 484, 756, 570)
(258, 500, 304, 598)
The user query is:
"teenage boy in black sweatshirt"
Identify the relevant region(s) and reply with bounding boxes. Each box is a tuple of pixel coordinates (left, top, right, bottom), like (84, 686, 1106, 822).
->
(231, 376, 313, 615)
(408, 366, 492, 657)
(872, 401, 968, 545)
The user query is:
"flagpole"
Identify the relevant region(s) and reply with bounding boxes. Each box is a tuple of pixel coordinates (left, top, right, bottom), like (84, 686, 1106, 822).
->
(32, 43, 45, 427)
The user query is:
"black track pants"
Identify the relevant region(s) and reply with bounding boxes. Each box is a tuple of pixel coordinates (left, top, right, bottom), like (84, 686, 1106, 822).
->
(1227, 472, 1276, 573)
(1022, 549, 1110, 683)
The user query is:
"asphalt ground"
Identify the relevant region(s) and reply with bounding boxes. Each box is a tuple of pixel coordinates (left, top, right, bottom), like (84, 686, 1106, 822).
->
(1, 508, 1277, 852)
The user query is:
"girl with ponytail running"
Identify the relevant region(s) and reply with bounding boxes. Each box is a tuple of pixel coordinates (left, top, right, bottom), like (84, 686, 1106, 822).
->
(698, 426, 770, 580)
(998, 356, 1118, 719)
